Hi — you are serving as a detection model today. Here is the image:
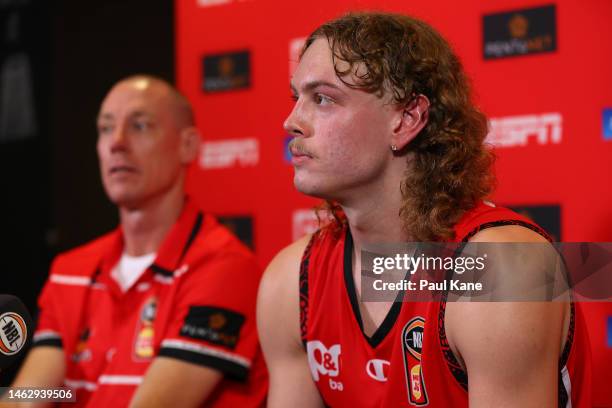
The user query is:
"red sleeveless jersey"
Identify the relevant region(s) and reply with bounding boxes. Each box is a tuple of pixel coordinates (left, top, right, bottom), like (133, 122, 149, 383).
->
(299, 202, 592, 407)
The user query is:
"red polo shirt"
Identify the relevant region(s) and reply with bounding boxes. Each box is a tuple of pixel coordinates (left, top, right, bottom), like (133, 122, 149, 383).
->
(32, 200, 267, 407)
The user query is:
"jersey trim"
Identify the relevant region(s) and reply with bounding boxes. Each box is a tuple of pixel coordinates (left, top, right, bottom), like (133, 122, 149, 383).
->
(32, 329, 63, 348)
(98, 375, 143, 385)
(150, 212, 204, 278)
(343, 228, 404, 348)
(460, 219, 552, 242)
(159, 339, 250, 381)
(64, 378, 97, 391)
(299, 233, 317, 345)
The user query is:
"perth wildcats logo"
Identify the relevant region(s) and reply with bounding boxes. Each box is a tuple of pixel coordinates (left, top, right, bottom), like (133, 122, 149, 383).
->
(133, 296, 157, 360)
(0, 312, 27, 355)
(402, 317, 428, 406)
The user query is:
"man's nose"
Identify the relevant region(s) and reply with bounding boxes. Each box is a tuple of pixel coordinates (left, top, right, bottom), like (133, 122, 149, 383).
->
(110, 126, 128, 152)
(283, 102, 306, 137)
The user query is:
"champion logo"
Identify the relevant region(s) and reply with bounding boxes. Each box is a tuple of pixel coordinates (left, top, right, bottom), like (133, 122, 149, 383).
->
(366, 359, 390, 382)
(0, 312, 27, 356)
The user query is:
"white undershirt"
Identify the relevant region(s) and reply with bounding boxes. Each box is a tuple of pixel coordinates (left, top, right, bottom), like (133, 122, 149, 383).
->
(111, 252, 156, 292)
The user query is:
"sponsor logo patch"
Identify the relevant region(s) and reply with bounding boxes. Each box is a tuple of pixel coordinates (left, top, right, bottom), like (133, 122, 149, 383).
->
(306, 340, 343, 391)
(483, 5, 556, 59)
(180, 306, 245, 349)
(402, 317, 428, 406)
(202, 50, 250, 92)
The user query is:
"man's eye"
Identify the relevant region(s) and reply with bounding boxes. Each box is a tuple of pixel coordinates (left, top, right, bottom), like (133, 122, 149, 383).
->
(133, 121, 150, 131)
(314, 93, 332, 105)
(98, 124, 112, 134)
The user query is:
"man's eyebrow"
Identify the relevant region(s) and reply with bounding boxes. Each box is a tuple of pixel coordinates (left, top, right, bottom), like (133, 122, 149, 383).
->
(97, 110, 152, 122)
(97, 113, 114, 122)
(290, 80, 347, 95)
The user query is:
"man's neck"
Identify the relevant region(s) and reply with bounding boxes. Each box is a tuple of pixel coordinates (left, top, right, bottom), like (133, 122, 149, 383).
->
(118, 185, 185, 256)
(341, 162, 412, 251)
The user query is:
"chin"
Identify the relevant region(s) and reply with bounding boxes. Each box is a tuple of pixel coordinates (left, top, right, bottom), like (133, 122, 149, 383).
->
(293, 177, 333, 200)
(106, 189, 142, 209)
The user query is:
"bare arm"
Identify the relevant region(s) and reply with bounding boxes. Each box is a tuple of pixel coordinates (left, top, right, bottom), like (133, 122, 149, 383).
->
(446, 226, 567, 407)
(257, 235, 323, 408)
(0, 346, 65, 408)
(129, 357, 222, 408)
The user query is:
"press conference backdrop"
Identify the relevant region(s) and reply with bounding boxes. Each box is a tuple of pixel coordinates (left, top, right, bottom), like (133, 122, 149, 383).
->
(175, 0, 612, 405)
(176, 0, 611, 263)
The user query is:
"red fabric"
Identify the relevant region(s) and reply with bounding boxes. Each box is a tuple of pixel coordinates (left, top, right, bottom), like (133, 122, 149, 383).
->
(581, 302, 612, 408)
(34, 200, 268, 407)
(301, 202, 591, 407)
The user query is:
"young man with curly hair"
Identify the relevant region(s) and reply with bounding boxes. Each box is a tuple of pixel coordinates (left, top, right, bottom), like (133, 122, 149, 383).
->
(258, 12, 591, 407)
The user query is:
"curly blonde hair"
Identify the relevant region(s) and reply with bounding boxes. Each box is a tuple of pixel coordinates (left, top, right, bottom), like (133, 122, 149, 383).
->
(305, 12, 495, 241)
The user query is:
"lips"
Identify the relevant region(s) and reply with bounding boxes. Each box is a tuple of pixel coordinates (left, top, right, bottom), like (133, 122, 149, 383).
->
(109, 165, 137, 175)
(289, 146, 312, 158)
(288, 139, 314, 159)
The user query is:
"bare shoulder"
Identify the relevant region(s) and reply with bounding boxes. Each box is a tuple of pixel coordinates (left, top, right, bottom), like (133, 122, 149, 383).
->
(257, 234, 313, 348)
(445, 224, 566, 404)
(265, 234, 312, 282)
(467, 224, 549, 243)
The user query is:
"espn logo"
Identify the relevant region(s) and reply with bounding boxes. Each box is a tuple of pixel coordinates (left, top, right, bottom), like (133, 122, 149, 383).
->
(199, 138, 259, 169)
(486, 112, 562, 148)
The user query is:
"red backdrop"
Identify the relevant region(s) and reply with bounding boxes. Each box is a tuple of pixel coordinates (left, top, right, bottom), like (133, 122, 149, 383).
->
(176, 0, 612, 264)
(176, 0, 611, 403)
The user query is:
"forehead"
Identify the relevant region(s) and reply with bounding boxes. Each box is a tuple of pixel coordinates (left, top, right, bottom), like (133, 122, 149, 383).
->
(293, 38, 345, 87)
(99, 81, 168, 119)
(292, 38, 368, 92)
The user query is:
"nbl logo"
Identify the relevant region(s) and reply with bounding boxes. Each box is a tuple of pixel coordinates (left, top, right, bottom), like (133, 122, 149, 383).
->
(402, 317, 429, 406)
(0, 312, 27, 356)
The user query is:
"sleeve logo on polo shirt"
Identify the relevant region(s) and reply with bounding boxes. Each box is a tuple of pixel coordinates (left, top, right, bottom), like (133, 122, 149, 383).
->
(180, 306, 245, 349)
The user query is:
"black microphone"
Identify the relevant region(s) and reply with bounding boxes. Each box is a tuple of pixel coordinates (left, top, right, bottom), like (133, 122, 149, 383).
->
(0, 295, 33, 370)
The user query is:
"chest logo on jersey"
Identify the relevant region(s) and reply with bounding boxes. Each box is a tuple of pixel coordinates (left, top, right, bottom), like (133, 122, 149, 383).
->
(133, 296, 157, 360)
(402, 317, 429, 406)
(366, 359, 390, 382)
(306, 340, 343, 391)
(71, 327, 92, 363)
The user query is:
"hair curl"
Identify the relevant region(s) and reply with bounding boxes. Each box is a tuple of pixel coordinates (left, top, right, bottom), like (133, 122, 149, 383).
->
(304, 12, 495, 241)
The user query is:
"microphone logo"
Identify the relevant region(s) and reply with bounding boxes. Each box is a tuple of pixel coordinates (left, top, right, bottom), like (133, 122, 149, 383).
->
(0, 312, 28, 355)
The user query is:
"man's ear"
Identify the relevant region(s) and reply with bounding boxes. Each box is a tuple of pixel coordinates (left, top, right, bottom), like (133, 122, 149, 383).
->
(179, 127, 201, 164)
(390, 94, 430, 152)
